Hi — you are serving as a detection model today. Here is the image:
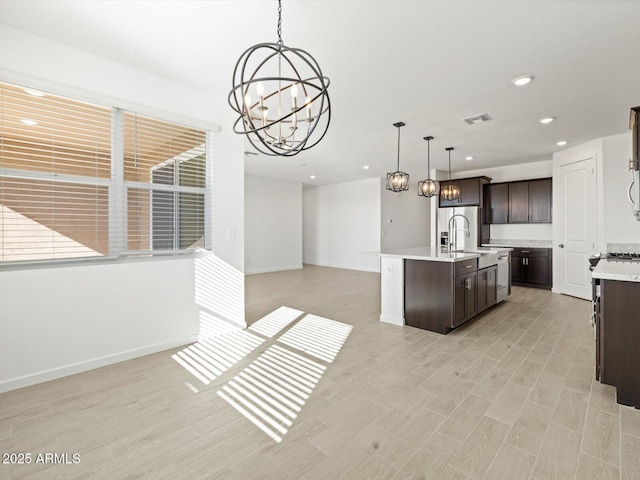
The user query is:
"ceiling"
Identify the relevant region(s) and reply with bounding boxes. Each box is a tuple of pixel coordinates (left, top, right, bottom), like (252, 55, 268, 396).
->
(1, 0, 639, 186)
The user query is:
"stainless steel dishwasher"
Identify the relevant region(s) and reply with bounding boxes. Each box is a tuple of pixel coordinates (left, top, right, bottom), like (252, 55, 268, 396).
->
(496, 253, 510, 303)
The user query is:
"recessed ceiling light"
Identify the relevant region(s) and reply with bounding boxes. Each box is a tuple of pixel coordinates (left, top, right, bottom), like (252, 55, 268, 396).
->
(538, 116, 556, 124)
(23, 88, 45, 97)
(511, 75, 534, 86)
(556, 140, 568, 146)
(310, 175, 316, 179)
(465, 156, 474, 161)
(363, 165, 370, 170)
(20, 118, 38, 126)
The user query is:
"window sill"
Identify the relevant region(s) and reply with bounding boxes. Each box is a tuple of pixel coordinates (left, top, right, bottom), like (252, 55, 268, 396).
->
(0, 249, 211, 272)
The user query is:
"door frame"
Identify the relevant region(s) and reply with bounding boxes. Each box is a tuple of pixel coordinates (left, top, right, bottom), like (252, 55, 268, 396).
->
(552, 147, 600, 300)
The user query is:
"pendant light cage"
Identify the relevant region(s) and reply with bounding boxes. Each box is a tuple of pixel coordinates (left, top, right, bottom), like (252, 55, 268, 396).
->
(228, 0, 331, 157)
(441, 147, 460, 201)
(386, 122, 410, 192)
(418, 135, 438, 197)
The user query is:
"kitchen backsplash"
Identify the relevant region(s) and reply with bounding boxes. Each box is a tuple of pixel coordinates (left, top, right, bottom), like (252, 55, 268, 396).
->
(607, 243, 640, 254)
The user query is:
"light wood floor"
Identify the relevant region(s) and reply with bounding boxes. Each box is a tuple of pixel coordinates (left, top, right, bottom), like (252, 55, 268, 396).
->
(2, 264, 640, 479)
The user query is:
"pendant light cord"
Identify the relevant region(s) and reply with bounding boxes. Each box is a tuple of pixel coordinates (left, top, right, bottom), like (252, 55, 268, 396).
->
(397, 126, 401, 170)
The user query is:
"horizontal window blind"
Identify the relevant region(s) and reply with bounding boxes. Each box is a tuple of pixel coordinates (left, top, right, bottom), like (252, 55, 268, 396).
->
(0, 82, 112, 263)
(123, 112, 207, 253)
(0, 81, 211, 266)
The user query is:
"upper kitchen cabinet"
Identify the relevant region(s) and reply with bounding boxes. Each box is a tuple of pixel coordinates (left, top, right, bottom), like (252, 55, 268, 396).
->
(439, 176, 491, 208)
(528, 178, 552, 222)
(484, 178, 552, 224)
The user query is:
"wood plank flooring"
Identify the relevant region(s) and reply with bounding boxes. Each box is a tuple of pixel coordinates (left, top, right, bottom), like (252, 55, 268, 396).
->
(2, 264, 640, 479)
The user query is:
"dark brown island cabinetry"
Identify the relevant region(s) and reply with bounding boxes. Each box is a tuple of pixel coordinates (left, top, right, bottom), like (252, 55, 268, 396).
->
(484, 178, 552, 224)
(405, 258, 497, 334)
(439, 176, 491, 208)
(596, 279, 640, 408)
(511, 248, 552, 289)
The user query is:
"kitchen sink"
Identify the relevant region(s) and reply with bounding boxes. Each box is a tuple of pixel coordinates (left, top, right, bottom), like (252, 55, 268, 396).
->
(458, 250, 499, 268)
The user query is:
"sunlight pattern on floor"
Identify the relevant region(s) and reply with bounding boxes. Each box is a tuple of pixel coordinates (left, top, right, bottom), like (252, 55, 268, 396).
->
(277, 314, 353, 363)
(172, 330, 264, 385)
(218, 344, 327, 443)
(248, 306, 304, 338)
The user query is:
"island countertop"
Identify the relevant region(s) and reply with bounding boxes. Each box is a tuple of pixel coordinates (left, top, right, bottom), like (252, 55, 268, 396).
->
(380, 246, 482, 262)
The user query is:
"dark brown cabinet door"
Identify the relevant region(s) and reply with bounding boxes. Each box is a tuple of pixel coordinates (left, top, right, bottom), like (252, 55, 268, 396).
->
(508, 182, 529, 223)
(511, 255, 525, 283)
(454, 274, 467, 326)
(477, 268, 488, 313)
(454, 272, 477, 327)
(476, 267, 496, 313)
(527, 256, 550, 286)
(486, 265, 497, 307)
(466, 272, 477, 319)
(484, 183, 509, 224)
(528, 178, 552, 223)
(439, 177, 490, 208)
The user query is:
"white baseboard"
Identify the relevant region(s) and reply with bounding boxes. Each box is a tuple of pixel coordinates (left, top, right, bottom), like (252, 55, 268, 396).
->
(380, 314, 404, 326)
(245, 265, 303, 275)
(0, 335, 199, 394)
(303, 260, 381, 273)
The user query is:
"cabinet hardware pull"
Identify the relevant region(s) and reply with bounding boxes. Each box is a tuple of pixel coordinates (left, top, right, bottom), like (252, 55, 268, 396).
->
(465, 265, 472, 268)
(521, 250, 530, 253)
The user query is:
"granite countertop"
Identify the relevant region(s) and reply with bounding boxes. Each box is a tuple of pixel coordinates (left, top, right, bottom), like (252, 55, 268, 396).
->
(380, 246, 509, 262)
(483, 239, 552, 249)
(592, 260, 640, 283)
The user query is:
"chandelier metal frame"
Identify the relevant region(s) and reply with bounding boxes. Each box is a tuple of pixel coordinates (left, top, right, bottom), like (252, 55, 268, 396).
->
(228, 0, 331, 156)
(418, 135, 438, 197)
(386, 122, 410, 193)
(441, 147, 461, 201)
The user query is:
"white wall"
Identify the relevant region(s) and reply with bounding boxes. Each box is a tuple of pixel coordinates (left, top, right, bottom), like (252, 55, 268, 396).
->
(0, 25, 245, 392)
(245, 175, 302, 274)
(380, 182, 431, 250)
(602, 133, 640, 244)
(303, 178, 381, 272)
(453, 160, 554, 241)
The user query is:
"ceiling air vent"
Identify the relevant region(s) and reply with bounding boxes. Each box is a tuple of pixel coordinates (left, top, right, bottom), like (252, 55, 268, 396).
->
(463, 113, 492, 125)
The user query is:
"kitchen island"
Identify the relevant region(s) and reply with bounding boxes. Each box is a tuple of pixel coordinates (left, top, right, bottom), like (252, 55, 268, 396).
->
(380, 246, 511, 334)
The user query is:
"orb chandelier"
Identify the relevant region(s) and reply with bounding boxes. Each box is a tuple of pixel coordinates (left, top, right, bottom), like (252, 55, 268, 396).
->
(418, 136, 438, 197)
(386, 122, 410, 192)
(441, 147, 460, 201)
(228, 0, 331, 157)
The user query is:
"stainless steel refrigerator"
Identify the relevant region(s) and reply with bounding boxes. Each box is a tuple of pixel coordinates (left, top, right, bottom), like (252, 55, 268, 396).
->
(437, 206, 479, 251)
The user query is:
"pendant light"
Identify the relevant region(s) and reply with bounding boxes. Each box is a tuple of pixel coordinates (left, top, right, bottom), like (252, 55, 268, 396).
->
(418, 136, 438, 197)
(386, 122, 409, 192)
(228, 0, 331, 156)
(441, 147, 460, 200)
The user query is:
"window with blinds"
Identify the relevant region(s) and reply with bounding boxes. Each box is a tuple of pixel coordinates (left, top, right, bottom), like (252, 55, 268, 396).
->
(0, 82, 111, 262)
(0, 81, 211, 266)
(123, 112, 207, 254)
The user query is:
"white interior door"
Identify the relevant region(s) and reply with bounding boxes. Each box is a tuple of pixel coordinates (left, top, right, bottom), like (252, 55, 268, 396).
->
(554, 156, 597, 300)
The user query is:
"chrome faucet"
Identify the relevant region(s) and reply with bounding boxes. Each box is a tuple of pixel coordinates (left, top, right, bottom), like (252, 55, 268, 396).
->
(448, 214, 470, 251)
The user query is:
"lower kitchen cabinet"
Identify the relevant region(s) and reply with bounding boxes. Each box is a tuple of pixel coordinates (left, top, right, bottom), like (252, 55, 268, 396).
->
(405, 258, 502, 334)
(454, 271, 477, 327)
(511, 248, 552, 289)
(597, 279, 640, 408)
(477, 265, 497, 313)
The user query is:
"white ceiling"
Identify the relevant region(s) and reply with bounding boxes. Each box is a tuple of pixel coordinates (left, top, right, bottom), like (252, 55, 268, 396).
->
(1, 0, 640, 186)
